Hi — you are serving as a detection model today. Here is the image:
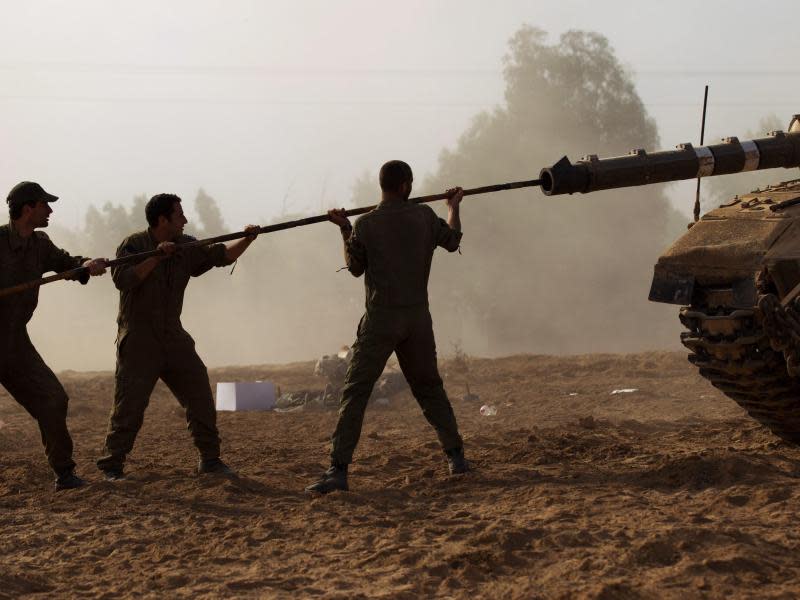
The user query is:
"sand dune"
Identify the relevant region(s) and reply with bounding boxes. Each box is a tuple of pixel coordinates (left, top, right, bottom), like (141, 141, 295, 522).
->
(2, 352, 799, 599)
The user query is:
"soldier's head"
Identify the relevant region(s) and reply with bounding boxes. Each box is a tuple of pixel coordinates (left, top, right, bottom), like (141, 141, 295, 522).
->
(379, 160, 413, 200)
(7, 181, 57, 228)
(146, 193, 187, 239)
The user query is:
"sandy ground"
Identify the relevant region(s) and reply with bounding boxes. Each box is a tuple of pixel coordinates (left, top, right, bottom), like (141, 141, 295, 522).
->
(2, 351, 800, 599)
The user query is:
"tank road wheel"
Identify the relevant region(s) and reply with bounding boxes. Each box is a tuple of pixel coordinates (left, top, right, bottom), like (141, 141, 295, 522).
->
(680, 306, 800, 444)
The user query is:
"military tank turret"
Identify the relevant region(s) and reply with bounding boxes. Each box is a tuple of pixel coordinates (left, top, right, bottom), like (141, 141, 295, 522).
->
(540, 116, 800, 443)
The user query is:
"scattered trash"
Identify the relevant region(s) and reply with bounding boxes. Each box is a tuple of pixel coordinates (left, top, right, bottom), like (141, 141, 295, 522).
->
(314, 345, 408, 408)
(274, 404, 305, 414)
(373, 369, 408, 399)
(314, 352, 350, 407)
(610, 388, 638, 395)
(480, 404, 497, 417)
(568, 392, 579, 396)
(276, 391, 318, 411)
(216, 381, 277, 411)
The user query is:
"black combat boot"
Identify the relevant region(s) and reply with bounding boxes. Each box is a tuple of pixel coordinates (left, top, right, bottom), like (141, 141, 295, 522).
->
(198, 457, 236, 476)
(445, 447, 470, 475)
(305, 463, 348, 494)
(54, 470, 86, 491)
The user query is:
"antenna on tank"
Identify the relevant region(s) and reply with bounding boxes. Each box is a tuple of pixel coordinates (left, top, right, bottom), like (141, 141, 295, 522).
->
(693, 85, 709, 224)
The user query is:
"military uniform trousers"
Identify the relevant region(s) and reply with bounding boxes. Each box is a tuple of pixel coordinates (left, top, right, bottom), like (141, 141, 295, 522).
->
(97, 330, 220, 470)
(331, 305, 463, 465)
(0, 328, 75, 475)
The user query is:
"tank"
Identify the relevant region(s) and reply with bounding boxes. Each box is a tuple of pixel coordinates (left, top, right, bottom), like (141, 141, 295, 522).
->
(540, 116, 800, 443)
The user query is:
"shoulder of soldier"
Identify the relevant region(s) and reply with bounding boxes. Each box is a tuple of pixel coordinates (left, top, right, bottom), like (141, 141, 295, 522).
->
(414, 203, 441, 223)
(354, 209, 376, 224)
(33, 230, 63, 251)
(117, 229, 149, 253)
(353, 210, 378, 231)
(123, 229, 151, 245)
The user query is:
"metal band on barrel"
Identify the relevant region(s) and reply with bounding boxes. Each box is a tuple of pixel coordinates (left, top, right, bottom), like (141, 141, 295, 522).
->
(695, 146, 715, 177)
(741, 140, 760, 172)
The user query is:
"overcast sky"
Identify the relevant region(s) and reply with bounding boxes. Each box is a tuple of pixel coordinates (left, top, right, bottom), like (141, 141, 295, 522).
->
(3, 0, 800, 230)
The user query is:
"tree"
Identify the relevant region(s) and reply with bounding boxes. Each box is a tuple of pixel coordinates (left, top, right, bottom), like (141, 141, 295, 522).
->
(353, 26, 685, 355)
(194, 188, 227, 237)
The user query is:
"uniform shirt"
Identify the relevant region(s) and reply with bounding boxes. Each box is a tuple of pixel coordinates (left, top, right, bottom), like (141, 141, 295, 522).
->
(0, 222, 87, 331)
(344, 201, 462, 309)
(112, 229, 232, 340)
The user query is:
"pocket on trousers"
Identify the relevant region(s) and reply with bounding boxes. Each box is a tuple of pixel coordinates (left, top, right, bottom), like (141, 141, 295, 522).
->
(115, 330, 130, 360)
(356, 313, 369, 336)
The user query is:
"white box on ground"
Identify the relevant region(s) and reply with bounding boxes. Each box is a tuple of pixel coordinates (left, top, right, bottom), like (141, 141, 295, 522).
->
(215, 381, 277, 411)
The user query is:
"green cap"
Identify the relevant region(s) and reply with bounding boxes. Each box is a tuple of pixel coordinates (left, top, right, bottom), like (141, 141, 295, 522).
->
(7, 181, 59, 210)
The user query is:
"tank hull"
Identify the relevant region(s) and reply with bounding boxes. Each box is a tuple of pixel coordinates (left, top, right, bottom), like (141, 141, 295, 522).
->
(654, 180, 800, 442)
(539, 117, 800, 443)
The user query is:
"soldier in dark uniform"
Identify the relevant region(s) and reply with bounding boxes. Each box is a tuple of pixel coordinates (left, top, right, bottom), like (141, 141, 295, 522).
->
(306, 160, 469, 494)
(1, 181, 107, 490)
(96, 193, 259, 480)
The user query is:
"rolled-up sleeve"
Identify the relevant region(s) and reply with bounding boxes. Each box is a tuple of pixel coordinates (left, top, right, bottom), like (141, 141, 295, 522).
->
(41, 235, 89, 283)
(189, 242, 232, 277)
(112, 239, 142, 291)
(434, 217, 462, 253)
(345, 222, 367, 277)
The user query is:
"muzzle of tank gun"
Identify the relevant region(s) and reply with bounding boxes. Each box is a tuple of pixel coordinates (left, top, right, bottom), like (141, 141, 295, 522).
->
(539, 115, 800, 196)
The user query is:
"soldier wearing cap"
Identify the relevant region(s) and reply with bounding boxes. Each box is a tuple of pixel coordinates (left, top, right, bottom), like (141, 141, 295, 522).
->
(96, 193, 259, 480)
(1, 181, 107, 490)
(306, 160, 469, 494)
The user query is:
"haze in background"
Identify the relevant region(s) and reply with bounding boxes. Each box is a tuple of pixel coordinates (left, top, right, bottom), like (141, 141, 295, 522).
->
(3, 1, 800, 370)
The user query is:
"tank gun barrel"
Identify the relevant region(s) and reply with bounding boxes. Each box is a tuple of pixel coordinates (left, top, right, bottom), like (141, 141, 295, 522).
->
(540, 116, 800, 196)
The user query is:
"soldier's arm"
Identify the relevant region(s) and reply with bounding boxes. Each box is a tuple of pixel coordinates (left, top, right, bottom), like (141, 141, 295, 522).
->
(430, 187, 464, 253)
(113, 238, 158, 290)
(39, 233, 91, 284)
(445, 186, 463, 234)
(430, 208, 463, 254)
(130, 257, 161, 282)
(223, 225, 259, 262)
(433, 217, 462, 253)
(343, 223, 366, 277)
(189, 241, 232, 277)
(447, 201, 461, 233)
(328, 208, 366, 277)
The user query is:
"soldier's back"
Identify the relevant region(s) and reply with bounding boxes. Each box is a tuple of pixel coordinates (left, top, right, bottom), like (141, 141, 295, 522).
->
(355, 202, 440, 308)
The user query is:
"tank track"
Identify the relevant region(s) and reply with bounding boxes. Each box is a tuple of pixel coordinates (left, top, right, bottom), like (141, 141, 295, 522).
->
(680, 305, 800, 444)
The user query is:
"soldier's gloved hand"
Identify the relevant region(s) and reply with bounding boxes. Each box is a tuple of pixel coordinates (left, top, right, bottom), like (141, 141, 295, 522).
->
(157, 242, 178, 257)
(243, 225, 260, 241)
(82, 258, 107, 276)
(328, 208, 352, 231)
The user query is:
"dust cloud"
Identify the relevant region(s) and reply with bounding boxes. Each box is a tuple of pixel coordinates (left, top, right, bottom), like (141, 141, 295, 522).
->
(23, 26, 776, 371)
